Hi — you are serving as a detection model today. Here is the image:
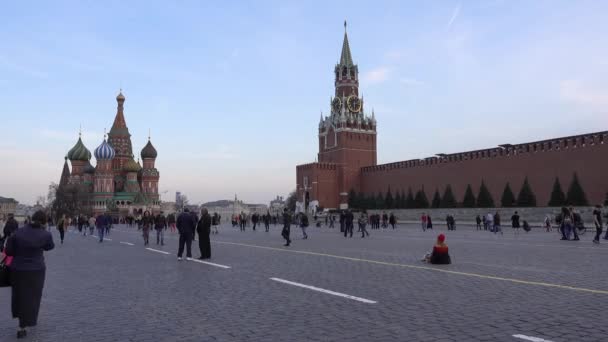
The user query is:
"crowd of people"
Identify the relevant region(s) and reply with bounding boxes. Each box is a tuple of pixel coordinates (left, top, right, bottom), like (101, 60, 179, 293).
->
(2, 202, 607, 339)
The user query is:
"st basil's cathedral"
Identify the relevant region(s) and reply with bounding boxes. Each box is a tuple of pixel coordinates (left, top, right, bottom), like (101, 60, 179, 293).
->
(59, 91, 161, 216)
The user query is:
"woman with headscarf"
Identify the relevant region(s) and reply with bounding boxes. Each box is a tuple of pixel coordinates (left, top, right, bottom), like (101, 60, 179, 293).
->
(5, 210, 54, 339)
(141, 211, 153, 246)
(422, 234, 451, 264)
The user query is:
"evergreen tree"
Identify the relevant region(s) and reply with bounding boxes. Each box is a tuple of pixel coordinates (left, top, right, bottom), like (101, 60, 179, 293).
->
(440, 185, 457, 208)
(476, 181, 495, 208)
(348, 189, 357, 209)
(394, 191, 402, 209)
(566, 172, 589, 206)
(357, 191, 366, 209)
(368, 193, 377, 209)
(431, 188, 442, 208)
(399, 189, 407, 208)
(376, 191, 385, 209)
(500, 182, 516, 207)
(605, 192, 608, 206)
(385, 187, 394, 209)
(462, 184, 476, 208)
(405, 187, 415, 208)
(547, 177, 566, 207)
(414, 188, 430, 208)
(516, 177, 537, 207)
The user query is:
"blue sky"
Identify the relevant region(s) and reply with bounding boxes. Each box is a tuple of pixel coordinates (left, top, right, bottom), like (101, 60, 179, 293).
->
(1, 0, 607, 205)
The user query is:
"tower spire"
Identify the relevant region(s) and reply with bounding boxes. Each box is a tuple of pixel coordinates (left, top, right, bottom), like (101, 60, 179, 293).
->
(340, 21, 354, 67)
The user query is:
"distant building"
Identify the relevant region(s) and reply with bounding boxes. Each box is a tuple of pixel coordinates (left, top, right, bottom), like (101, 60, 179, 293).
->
(160, 202, 176, 215)
(269, 196, 285, 216)
(201, 196, 268, 223)
(0, 196, 18, 219)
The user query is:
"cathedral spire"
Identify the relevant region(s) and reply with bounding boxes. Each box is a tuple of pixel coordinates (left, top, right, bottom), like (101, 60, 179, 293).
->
(59, 156, 71, 187)
(340, 21, 354, 67)
(110, 90, 130, 136)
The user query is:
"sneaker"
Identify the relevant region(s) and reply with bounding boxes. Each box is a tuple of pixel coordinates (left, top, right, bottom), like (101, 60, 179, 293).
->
(177, 257, 183, 261)
(186, 257, 192, 261)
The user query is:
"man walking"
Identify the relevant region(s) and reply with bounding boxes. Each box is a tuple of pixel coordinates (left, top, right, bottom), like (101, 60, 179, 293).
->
(96, 212, 107, 243)
(592, 205, 603, 244)
(281, 209, 292, 246)
(359, 212, 370, 238)
(176, 208, 196, 260)
(493, 211, 502, 235)
(197, 208, 212, 259)
(155, 211, 167, 246)
(421, 212, 427, 231)
(511, 211, 520, 235)
(300, 213, 309, 239)
(344, 210, 354, 238)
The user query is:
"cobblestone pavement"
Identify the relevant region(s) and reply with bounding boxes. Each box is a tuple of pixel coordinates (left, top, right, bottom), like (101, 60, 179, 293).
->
(1, 223, 607, 341)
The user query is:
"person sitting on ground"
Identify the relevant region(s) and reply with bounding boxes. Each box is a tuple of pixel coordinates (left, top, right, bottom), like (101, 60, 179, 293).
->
(422, 234, 451, 264)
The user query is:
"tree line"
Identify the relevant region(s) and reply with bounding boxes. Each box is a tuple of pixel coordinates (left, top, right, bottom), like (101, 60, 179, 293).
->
(349, 172, 591, 210)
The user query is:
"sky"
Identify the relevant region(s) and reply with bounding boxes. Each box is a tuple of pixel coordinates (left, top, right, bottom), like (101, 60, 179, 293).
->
(1, 0, 607, 205)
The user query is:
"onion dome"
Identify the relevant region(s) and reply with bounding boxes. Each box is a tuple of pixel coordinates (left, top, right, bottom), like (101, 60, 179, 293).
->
(83, 162, 96, 174)
(116, 90, 125, 102)
(123, 158, 141, 173)
(94, 138, 116, 160)
(67, 137, 92, 161)
(140, 139, 157, 159)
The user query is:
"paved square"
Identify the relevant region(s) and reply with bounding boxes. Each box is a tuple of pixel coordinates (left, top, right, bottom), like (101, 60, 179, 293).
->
(1, 223, 606, 341)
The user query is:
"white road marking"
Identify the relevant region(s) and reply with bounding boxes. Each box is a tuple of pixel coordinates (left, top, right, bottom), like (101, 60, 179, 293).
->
(120, 242, 134, 246)
(146, 248, 170, 255)
(104, 238, 112, 241)
(91, 235, 98, 238)
(270, 277, 377, 304)
(189, 258, 231, 269)
(512, 334, 554, 342)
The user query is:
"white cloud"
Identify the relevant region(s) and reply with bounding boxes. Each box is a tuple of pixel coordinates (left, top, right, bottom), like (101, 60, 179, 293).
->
(363, 66, 391, 84)
(560, 80, 608, 108)
(447, 4, 461, 30)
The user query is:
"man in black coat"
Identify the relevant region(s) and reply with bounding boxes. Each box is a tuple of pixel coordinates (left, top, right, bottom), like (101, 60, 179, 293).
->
(3, 214, 19, 238)
(197, 208, 212, 259)
(176, 208, 196, 260)
(282, 209, 291, 246)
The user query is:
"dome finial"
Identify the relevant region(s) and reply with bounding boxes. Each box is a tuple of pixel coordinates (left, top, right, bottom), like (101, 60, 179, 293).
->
(79, 124, 82, 138)
(148, 128, 151, 141)
(344, 20, 347, 32)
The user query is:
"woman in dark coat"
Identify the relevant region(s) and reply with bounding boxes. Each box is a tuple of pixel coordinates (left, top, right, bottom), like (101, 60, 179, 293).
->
(196, 208, 212, 259)
(5, 210, 54, 339)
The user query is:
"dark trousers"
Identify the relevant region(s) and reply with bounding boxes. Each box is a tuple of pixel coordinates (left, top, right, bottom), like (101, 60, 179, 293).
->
(594, 224, 603, 241)
(343, 223, 353, 237)
(198, 233, 211, 258)
(282, 226, 291, 245)
(178, 233, 193, 257)
(58, 228, 65, 242)
(12, 269, 45, 328)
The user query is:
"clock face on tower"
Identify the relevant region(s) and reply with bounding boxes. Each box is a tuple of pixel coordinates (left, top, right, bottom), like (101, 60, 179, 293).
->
(332, 97, 342, 113)
(347, 95, 362, 113)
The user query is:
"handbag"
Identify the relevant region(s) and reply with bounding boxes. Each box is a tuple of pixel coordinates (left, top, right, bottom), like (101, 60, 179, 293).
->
(0, 254, 11, 288)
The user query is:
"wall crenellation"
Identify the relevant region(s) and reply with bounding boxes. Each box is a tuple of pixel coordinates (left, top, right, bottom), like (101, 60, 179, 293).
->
(362, 131, 608, 173)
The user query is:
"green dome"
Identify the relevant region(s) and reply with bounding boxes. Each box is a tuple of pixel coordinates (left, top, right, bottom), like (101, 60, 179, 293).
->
(123, 158, 141, 173)
(67, 137, 92, 161)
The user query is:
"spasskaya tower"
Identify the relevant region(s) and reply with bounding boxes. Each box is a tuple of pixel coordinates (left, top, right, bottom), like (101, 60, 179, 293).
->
(296, 22, 377, 211)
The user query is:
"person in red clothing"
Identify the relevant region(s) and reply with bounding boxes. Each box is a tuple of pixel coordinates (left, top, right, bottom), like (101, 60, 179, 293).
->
(421, 213, 427, 231)
(423, 234, 451, 264)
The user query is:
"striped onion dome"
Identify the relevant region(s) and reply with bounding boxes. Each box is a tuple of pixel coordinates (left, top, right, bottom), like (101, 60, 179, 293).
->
(94, 138, 116, 160)
(67, 137, 92, 161)
(83, 162, 96, 174)
(123, 158, 141, 173)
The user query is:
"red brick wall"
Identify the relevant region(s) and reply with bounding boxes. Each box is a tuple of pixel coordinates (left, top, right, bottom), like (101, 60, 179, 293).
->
(296, 163, 340, 209)
(361, 133, 608, 206)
